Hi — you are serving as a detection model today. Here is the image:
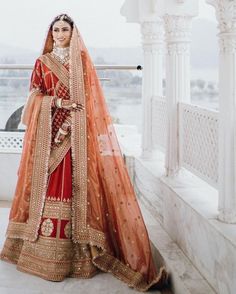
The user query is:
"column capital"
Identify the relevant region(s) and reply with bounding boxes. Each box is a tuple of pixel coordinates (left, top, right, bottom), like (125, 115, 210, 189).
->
(164, 14, 192, 43)
(207, 0, 236, 33)
(141, 20, 164, 52)
(163, 15, 192, 56)
(141, 20, 164, 40)
(207, 1, 236, 58)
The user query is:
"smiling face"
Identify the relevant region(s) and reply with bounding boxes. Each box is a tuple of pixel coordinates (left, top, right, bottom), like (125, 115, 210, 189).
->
(52, 20, 72, 48)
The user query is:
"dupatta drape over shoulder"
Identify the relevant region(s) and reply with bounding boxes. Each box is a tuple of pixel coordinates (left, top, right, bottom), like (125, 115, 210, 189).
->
(4, 24, 168, 291)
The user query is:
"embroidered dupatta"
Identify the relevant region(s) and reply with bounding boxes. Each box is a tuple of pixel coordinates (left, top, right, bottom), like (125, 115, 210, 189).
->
(5, 25, 167, 291)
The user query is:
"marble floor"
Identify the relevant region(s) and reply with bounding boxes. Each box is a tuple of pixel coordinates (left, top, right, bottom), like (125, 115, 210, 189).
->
(0, 203, 171, 294)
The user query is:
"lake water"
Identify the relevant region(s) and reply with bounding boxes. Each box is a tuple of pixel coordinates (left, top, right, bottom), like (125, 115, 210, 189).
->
(0, 84, 143, 131)
(0, 83, 219, 133)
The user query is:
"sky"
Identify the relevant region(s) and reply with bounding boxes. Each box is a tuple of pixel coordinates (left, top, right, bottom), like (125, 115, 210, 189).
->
(0, 0, 216, 51)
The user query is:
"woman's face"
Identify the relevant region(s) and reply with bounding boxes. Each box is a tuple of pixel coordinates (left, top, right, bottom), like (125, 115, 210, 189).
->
(52, 20, 72, 48)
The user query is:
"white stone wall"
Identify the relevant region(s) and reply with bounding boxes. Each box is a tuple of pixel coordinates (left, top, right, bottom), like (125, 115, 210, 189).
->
(134, 152, 236, 294)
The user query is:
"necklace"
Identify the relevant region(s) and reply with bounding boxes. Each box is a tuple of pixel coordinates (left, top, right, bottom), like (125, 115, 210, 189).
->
(51, 46, 70, 64)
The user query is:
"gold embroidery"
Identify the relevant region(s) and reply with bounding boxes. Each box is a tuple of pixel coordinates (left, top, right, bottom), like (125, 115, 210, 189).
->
(24, 96, 53, 241)
(39, 46, 89, 242)
(91, 246, 167, 291)
(39, 54, 69, 89)
(0, 238, 24, 264)
(48, 135, 71, 175)
(5, 220, 108, 251)
(6, 221, 26, 239)
(0, 237, 98, 281)
(70, 27, 88, 241)
(0, 237, 167, 291)
(41, 218, 54, 237)
(43, 199, 71, 219)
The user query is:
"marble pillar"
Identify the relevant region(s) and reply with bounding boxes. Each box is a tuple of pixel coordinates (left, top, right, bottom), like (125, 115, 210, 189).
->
(207, 0, 236, 223)
(164, 14, 192, 176)
(141, 20, 164, 158)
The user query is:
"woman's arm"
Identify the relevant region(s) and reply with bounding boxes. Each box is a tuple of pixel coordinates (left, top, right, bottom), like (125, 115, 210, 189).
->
(21, 59, 45, 126)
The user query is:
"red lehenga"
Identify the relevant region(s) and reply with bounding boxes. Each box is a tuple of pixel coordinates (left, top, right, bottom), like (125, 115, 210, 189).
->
(0, 24, 168, 291)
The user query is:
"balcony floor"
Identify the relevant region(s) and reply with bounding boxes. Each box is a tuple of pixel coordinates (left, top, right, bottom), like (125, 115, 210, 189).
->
(0, 203, 171, 294)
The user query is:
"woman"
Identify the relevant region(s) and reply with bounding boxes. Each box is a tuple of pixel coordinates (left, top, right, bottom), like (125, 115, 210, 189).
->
(0, 14, 168, 291)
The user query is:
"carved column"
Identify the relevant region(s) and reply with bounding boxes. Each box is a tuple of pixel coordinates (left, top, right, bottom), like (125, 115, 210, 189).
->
(207, 0, 236, 223)
(141, 20, 164, 158)
(164, 15, 192, 176)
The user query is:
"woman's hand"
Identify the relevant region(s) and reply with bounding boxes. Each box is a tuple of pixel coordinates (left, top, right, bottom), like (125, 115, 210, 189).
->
(54, 97, 85, 112)
(54, 124, 69, 145)
(61, 99, 84, 111)
(54, 131, 66, 145)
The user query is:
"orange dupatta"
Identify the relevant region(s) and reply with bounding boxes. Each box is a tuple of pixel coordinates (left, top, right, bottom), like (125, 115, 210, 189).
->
(6, 23, 168, 291)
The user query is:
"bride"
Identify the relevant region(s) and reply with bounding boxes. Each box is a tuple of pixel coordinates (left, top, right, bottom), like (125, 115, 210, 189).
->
(0, 14, 168, 291)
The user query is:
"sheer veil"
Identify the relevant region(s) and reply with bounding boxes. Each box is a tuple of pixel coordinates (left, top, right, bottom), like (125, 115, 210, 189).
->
(7, 16, 168, 291)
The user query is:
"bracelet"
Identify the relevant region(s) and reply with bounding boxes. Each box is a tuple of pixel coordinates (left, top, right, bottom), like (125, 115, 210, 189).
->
(62, 117, 72, 130)
(55, 98, 62, 108)
(61, 125, 70, 133)
(64, 118, 71, 125)
(54, 137, 61, 144)
(59, 127, 68, 136)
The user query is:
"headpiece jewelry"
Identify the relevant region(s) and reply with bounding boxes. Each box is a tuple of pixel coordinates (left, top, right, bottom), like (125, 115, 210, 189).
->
(60, 14, 67, 21)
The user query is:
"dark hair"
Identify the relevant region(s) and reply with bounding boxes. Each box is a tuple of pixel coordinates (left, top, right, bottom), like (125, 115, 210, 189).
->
(50, 14, 74, 30)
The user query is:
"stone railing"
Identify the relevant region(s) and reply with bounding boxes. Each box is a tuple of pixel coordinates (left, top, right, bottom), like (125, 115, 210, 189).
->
(0, 131, 24, 153)
(152, 95, 167, 152)
(0, 96, 220, 190)
(179, 102, 218, 189)
(151, 97, 219, 189)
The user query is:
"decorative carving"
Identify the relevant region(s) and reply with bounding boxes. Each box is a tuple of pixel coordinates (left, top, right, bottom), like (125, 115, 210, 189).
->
(179, 103, 219, 187)
(219, 36, 236, 53)
(0, 132, 24, 153)
(164, 15, 192, 40)
(164, 15, 192, 55)
(207, 0, 236, 33)
(141, 21, 164, 54)
(207, 0, 236, 53)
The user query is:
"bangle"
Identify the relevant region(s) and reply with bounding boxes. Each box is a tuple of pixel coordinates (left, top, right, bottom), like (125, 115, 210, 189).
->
(61, 124, 69, 132)
(64, 118, 71, 125)
(55, 98, 62, 108)
(59, 127, 68, 136)
(54, 137, 61, 144)
(58, 98, 62, 108)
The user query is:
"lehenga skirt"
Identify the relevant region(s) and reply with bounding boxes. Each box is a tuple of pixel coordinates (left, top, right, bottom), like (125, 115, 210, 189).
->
(0, 149, 99, 280)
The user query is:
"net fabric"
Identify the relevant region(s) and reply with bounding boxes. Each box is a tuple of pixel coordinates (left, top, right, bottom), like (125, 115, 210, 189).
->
(6, 22, 167, 290)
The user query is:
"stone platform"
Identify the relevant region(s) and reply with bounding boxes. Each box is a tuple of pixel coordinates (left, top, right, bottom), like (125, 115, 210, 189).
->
(0, 204, 171, 294)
